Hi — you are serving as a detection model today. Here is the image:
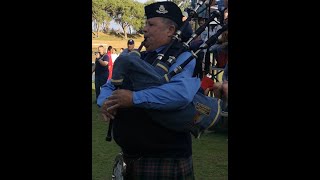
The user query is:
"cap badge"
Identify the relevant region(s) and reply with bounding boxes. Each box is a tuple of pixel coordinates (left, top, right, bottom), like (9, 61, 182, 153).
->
(156, 5, 168, 14)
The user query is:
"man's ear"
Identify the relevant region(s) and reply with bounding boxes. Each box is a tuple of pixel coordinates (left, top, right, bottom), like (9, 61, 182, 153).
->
(168, 25, 176, 37)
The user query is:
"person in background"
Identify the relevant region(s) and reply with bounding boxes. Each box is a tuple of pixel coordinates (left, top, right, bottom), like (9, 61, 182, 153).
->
(120, 39, 136, 55)
(180, 11, 193, 42)
(213, 0, 228, 109)
(93, 45, 110, 100)
(107, 46, 114, 80)
(195, 0, 216, 20)
(119, 48, 124, 54)
(212, 62, 228, 110)
(111, 48, 119, 63)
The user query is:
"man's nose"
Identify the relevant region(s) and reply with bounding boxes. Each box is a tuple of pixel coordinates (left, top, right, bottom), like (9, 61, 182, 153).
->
(143, 25, 148, 33)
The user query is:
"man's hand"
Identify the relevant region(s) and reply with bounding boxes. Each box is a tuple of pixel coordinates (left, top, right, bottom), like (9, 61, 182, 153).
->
(100, 99, 117, 122)
(99, 89, 133, 122)
(104, 89, 134, 112)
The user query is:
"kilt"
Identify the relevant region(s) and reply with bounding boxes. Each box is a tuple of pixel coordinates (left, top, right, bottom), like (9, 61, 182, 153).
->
(123, 155, 195, 180)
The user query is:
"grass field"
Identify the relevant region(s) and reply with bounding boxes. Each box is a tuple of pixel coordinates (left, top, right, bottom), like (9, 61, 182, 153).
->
(92, 90, 228, 180)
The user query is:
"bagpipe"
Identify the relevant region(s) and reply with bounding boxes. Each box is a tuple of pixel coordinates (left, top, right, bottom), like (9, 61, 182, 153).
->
(106, 0, 228, 142)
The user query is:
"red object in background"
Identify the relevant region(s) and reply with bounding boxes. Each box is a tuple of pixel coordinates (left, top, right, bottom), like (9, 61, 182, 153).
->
(201, 76, 214, 91)
(107, 51, 113, 80)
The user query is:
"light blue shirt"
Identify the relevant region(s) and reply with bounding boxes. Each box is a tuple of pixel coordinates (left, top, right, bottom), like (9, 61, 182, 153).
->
(97, 46, 201, 110)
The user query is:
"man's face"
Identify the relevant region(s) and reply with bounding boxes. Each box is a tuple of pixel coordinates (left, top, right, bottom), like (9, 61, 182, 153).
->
(143, 17, 175, 51)
(127, 43, 134, 51)
(98, 47, 104, 54)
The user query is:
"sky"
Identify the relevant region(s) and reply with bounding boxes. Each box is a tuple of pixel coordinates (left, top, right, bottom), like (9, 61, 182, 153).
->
(136, 0, 147, 3)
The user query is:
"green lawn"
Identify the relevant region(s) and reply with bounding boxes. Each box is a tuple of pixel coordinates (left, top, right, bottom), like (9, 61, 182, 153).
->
(92, 90, 228, 180)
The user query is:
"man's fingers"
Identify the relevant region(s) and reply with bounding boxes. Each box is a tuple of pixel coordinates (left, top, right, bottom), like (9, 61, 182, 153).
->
(101, 113, 110, 122)
(107, 104, 120, 113)
(101, 111, 115, 120)
(100, 106, 109, 114)
(103, 99, 117, 107)
(111, 90, 120, 95)
(108, 93, 119, 99)
(107, 113, 115, 120)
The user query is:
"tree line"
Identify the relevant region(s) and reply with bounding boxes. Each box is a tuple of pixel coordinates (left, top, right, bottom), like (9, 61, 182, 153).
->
(92, 0, 189, 39)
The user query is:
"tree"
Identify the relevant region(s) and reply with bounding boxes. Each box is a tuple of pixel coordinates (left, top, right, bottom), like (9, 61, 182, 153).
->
(145, 0, 156, 6)
(108, 0, 144, 39)
(128, 2, 144, 36)
(92, 0, 108, 37)
(92, 0, 190, 38)
(169, 0, 191, 10)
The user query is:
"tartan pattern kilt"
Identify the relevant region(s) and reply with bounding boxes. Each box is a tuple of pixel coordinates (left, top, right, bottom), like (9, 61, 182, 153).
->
(125, 155, 195, 180)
